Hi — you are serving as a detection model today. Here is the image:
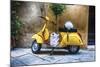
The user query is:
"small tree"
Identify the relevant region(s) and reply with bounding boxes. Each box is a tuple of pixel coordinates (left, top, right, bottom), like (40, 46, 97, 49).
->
(50, 3, 65, 32)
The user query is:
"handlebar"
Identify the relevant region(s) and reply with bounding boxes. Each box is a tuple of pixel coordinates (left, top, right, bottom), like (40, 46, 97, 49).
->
(39, 16, 56, 25)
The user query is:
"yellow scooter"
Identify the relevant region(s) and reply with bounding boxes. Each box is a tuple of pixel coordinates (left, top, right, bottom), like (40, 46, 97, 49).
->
(31, 16, 84, 54)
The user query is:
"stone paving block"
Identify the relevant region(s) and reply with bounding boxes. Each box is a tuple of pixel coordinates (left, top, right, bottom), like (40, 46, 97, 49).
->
(55, 50, 95, 63)
(43, 56, 64, 63)
(11, 58, 26, 67)
(13, 53, 51, 65)
(55, 57, 80, 63)
(11, 48, 32, 57)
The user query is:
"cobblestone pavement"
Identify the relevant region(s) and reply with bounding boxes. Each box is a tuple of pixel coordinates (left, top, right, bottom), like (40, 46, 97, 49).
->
(11, 46, 95, 67)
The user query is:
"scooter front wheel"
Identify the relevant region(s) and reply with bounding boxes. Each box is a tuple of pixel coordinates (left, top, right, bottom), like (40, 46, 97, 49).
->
(31, 40, 41, 54)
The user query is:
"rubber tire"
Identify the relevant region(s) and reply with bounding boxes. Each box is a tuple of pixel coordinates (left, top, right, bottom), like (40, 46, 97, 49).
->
(31, 40, 41, 54)
(67, 45, 80, 54)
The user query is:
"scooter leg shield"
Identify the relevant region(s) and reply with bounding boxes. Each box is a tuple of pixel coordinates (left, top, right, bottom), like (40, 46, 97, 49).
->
(32, 34, 43, 44)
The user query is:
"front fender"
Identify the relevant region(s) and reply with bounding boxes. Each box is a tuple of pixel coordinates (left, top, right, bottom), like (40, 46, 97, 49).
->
(32, 34, 43, 44)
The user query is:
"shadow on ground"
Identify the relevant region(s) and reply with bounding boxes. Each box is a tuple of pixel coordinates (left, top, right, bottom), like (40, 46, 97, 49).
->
(35, 50, 81, 55)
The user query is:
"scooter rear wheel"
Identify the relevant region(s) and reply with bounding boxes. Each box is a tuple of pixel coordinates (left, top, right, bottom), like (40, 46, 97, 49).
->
(31, 40, 41, 54)
(67, 45, 80, 54)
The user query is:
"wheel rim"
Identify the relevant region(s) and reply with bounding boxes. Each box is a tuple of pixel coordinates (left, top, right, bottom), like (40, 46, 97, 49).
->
(32, 42, 38, 51)
(69, 46, 78, 52)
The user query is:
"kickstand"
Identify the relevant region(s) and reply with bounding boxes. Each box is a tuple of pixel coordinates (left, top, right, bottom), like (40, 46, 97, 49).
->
(50, 47, 55, 55)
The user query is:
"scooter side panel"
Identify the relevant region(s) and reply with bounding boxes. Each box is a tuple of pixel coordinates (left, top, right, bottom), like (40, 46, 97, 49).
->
(59, 32, 68, 47)
(68, 33, 83, 45)
(59, 32, 84, 48)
